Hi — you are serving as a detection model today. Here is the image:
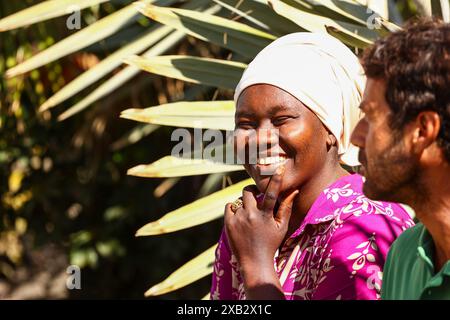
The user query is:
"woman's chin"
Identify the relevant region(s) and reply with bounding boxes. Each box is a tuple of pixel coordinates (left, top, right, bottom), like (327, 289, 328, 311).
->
(254, 177, 288, 195)
(248, 174, 268, 193)
(246, 163, 296, 194)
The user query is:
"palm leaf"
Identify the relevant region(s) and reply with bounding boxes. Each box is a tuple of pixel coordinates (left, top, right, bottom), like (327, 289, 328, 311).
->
(154, 177, 181, 198)
(111, 124, 160, 151)
(201, 292, 211, 300)
(212, 0, 276, 32)
(268, 0, 378, 48)
(128, 156, 243, 178)
(439, 0, 450, 22)
(38, 25, 173, 112)
(38, 0, 210, 112)
(5, 2, 143, 78)
(145, 245, 216, 296)
(56, 0, 217, 121)
(135, 178, 251, 236)
(217, 0, 301, 35)
(136, 2, 276, 58)
(121, 100, 235, 130)
(124, 55, 246, 90)
(198, 173, 225, 198)
(325, 25, 372, 48)
(57, 30, 186, 121)
(0, 0, 109, 32)
(297, 0, 379, 25)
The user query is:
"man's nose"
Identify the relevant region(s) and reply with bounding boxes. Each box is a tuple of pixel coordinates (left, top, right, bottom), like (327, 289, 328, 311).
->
(351, 118, 368, 149)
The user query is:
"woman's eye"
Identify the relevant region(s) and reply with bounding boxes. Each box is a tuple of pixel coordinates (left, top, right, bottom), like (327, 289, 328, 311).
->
(273, 116, 295, 126)
(236, 121, 255, 129)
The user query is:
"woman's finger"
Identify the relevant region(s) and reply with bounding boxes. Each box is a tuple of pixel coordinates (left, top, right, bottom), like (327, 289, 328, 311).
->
(242, 185, 259, 209)
(224, 203, 235, 225)
(275, 190, 299, 225)
(262, 165, 285, 214)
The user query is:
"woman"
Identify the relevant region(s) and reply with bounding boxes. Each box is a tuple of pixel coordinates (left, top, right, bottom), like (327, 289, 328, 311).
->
(210, 33, 414, 300)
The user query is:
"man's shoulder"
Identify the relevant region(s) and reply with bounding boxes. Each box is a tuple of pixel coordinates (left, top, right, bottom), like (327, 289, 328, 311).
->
(389, 222, 423, 255)
(381, 222, 423, 299)
(393, 222, 424, 247)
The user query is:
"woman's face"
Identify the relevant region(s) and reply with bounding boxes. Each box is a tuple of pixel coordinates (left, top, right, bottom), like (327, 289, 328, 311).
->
(234, 84, 331, 195)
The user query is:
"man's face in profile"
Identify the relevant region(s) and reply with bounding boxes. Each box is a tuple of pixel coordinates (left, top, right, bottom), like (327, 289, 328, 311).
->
(351, 78, 419, 204)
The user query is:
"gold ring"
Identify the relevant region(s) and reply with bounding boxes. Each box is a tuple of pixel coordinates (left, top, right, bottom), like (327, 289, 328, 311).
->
(230, 198, 243, 213)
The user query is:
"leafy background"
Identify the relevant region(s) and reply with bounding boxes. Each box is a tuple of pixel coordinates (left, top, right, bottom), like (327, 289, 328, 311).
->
(0, 0, 447, 299)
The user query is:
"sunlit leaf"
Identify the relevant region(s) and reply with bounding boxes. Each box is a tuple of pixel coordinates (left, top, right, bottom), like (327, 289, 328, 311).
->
(201, 292, 210, 300)
(56, 0, 215, 120)
(128, 156, 243, 178)
(110, 124, 160, 151)
(136, 178, 251, 236)
(325, 25, 372, 48)
(154, 177, 181, 198)
(217, 0, 300, 35)
(38, 25, 174, 112)
(135, 2, 276, 58)
(124, 55, 246, 89)
(8, 169, 25, 193)
(291, 0, 374, 25)
(6, 2, 142, 78)
(268, 0, 378, 48)
(440, 0, 450, 22)
(57, 30, 186, 121)
(145, 245, 216, 296)
(121, 100, 235, 130)
(0, 0, 109, 32)
(198, 173, 224, 198)
(38, 0, 210, 112)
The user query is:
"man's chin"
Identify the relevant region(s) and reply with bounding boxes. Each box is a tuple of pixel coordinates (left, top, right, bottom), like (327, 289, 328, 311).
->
(362, 179, 391, 202)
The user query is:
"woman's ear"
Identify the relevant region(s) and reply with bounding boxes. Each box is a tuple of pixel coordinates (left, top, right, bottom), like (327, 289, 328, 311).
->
(326, 133, 337, 149)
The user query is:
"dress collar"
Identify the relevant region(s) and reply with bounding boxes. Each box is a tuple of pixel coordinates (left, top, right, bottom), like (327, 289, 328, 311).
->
(289, 174, 363, 239)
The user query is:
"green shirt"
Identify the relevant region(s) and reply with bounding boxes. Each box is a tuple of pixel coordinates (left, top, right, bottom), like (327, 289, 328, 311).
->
(381, 222, 450, 299)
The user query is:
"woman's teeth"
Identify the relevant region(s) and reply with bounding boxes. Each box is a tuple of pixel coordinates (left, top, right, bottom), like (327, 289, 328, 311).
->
(257, 156, 287, 165)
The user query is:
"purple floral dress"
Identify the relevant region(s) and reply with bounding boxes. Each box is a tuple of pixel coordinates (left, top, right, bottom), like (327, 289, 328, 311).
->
(210, 174, 414, 300)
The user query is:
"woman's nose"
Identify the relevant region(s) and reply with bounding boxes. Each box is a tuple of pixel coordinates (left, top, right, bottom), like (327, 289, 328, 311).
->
(257, 128, 279, 146)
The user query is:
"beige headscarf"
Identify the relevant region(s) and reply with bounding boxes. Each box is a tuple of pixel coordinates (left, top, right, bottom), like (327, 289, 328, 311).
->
(234, 32, 365, 166)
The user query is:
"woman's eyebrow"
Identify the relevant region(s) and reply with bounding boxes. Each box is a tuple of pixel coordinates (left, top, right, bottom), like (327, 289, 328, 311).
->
(235, 110, 254, 118)
(235, 104, 292, 118)
(267, 104, 292, 116)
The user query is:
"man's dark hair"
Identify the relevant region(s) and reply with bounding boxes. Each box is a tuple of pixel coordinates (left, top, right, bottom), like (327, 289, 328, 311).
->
(361, 18, 450, 161)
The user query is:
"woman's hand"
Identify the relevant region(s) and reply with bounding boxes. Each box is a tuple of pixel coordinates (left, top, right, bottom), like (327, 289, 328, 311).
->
(224, 165, 299, 299)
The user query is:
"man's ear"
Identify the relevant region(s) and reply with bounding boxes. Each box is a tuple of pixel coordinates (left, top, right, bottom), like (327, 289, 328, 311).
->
(411, 111, 441, 154)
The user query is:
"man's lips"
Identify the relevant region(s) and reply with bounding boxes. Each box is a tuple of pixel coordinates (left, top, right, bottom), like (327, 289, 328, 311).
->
(358, 151, 367, 167)
(357, 151, 367, 175)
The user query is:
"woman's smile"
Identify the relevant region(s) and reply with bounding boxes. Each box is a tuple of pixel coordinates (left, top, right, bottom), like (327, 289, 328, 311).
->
(253, 153, 289, 173)
(248, 152, 294, 193)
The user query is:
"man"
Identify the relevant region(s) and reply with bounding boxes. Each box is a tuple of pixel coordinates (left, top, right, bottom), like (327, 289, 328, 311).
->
(351, 18, 450, 299)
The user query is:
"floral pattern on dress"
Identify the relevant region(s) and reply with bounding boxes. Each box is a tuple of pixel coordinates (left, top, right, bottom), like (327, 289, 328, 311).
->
(210, 174, 414, 300)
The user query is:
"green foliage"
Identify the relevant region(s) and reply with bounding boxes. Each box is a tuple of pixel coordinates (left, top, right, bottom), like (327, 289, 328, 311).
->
(1, 0, 444, 298)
